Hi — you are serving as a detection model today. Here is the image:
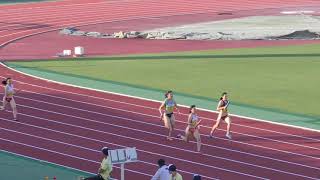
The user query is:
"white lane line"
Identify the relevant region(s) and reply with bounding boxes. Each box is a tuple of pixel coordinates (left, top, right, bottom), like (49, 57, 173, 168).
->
(2, 106, 320, 173)
(4, 101, 319, 171)
(0, 137, 151, 178)
(1, 117, 318, 179)
(0, 114, 268, 180)
(13, 104, 320, 161)
(0, 4, 221, 35)
(0, 149, 104, 179)
(281, 10, 315, 14)
(3, 63, 320, 134)
(10, 93, 320, 152)
(0, 125, 316, 179)
(1, 74, 319, 143)
(0, 1, 208, 30)
(0, 126, 217, 180)
(0, 7, 236, 48)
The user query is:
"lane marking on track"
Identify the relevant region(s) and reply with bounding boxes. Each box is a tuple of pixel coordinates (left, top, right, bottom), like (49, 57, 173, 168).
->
(6, 92, 320, 152)
(0, 117, 318, 179)
(0, 119, 227, 180)
(1, 74, 319, 144)
(1, 64, 320, 134)
(281, 10, 315, 14)
(0, 126, 219, 180)
(0, 137, 150, 178)
(1, 118, 315, 179)
(0, 149, 101, 179)
(2, 104, 320, 172)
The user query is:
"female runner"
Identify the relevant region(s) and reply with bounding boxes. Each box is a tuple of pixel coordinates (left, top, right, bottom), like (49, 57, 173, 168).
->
(210, 92, 232, 139)
(159, 90, 179, 140)
(1, 78, 18, 121)
(178, 105, 202, 152)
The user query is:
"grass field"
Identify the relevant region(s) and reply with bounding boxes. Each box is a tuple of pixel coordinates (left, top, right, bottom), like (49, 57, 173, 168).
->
(7, 43, 320, 117)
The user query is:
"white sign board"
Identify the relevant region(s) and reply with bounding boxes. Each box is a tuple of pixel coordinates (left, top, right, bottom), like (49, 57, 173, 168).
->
(125, 147, 137, 161)
(109, 147, 137, 164)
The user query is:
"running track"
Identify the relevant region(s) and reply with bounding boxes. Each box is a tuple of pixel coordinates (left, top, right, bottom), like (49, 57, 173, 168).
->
(0, 0, 320, 179)
(0, 65, 320, 179)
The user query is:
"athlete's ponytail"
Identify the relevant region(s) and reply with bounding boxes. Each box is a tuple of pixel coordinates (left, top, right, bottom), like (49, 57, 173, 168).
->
(220, 92, 227, 100)
(2, 78, 10, 86)
(189, 105, 196, 113)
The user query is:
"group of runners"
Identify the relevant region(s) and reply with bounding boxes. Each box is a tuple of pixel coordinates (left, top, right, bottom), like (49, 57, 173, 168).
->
(159, 90, 232, 152)
(1, 78, 232, 153)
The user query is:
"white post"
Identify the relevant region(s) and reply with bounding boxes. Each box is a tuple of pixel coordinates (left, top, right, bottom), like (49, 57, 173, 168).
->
(121, 163, 125, 180)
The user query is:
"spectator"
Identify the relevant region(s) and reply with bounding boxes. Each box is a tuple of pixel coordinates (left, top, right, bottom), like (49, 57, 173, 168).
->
(168, 164, 183, 180)
(84, 147, 112, 180)
(151, 159, 170, 180)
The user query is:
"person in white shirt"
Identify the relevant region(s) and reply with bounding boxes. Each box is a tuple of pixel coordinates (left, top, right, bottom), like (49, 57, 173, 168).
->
(151, 159, 170, 180)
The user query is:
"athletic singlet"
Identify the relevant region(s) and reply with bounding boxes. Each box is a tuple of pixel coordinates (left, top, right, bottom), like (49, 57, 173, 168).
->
(6, 85, 14, 97)
(190, 114, 199, 128)
(164, 98, 176, 114)
(218, 100, 229, 117)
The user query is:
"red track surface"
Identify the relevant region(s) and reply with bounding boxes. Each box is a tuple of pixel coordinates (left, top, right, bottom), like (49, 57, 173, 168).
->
(1, 0, 320, 60)
(0, 62, 320, 180)
(0, 0, 320, 179)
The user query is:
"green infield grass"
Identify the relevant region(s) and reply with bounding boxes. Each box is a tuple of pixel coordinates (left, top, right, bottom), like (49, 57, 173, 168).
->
(7, 43, 320, 117)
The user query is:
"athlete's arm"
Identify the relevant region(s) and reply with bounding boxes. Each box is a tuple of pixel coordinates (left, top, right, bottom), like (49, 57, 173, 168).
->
(187, 114, 192, 125)
(159, 100, 166, 117)
(4, 86, 8, 98)
(216, 101, 224, 111)
(174, 101, 180, 113)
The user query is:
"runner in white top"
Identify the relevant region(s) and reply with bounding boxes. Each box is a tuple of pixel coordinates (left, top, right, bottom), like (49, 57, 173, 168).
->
(177, 105, 202, 152)
(1, 78, 18, 121)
